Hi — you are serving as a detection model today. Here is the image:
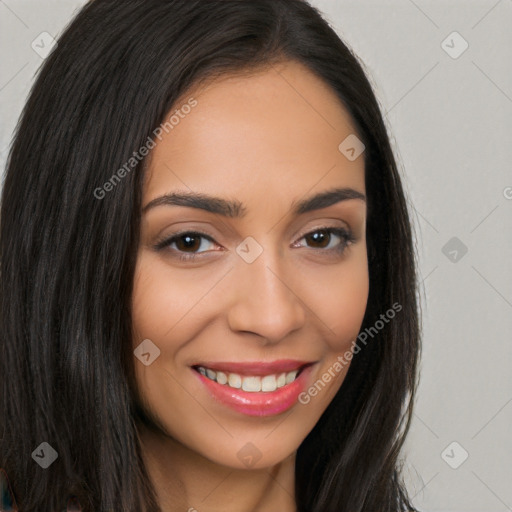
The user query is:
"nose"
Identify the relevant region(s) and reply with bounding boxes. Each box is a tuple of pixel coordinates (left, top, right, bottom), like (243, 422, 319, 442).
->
(226, 249, 306, 344)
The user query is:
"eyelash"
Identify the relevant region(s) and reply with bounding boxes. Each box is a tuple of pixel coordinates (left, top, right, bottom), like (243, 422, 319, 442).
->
(154, 226, 357, 262)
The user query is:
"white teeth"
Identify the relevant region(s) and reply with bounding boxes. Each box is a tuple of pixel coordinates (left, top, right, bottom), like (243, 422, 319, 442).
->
(228, 373, 241, 389)
(196, 366, 302, 392)
(216, 371, 228, 385)
(261, 375, 277, 392)
(242, 376, 261, 392)
(285, 370, 298, 384)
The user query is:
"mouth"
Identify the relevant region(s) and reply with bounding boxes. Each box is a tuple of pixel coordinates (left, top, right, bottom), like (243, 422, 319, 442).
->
(191, 360, 315, 416)
(192, 362, 310, 392)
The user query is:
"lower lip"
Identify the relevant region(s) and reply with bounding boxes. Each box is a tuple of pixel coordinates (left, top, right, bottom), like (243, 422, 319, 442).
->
(193, 365, 314, 417)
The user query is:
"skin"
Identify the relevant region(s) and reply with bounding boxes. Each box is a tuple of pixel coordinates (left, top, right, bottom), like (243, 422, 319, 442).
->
(131, 59, 369, 512)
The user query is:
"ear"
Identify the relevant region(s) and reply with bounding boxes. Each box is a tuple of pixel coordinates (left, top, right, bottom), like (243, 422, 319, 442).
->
(0, 467, 18, 511)
(66, 496, 82, 511)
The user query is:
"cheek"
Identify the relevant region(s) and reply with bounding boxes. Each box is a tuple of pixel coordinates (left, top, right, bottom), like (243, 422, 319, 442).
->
(131, 253, 212, 343)
(130, 254, 207, 403)
(130, 255, 201, 431)
(296, 253, 368, 415)
(304, 248, 369, 353)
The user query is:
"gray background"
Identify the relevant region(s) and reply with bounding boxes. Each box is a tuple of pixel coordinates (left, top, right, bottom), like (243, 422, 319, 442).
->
(1, 1, 511, 511)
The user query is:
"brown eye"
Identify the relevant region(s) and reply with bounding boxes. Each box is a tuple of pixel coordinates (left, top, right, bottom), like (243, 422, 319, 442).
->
(174, 233, 203, 252)
(154, 231, 219, 261)
(304, 229, 331, 248)
(296, 227, 356, 254)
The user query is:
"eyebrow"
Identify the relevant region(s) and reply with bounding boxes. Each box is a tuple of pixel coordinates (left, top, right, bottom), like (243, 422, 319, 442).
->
(142, 186, 366, 217)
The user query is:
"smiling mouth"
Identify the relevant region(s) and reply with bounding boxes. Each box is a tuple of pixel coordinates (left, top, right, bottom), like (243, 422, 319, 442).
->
(191, 361, 313, 393)
(191, 360, 316, 416)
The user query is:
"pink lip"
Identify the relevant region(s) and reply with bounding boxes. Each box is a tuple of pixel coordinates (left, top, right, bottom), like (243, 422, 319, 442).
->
(192, 362, 315, 417)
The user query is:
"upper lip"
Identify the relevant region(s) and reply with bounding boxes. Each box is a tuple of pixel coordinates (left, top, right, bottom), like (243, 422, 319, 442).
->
(192, 359, 315, 376)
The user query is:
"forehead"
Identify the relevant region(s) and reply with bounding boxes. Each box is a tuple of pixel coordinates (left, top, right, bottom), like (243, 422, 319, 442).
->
(143, 60, 365, 206)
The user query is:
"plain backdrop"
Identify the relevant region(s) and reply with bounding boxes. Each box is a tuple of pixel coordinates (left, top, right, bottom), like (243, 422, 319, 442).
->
(1, 1, 511, 511)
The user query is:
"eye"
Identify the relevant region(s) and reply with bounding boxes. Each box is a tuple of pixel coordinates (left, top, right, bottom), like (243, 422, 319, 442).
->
(154, 231, 220, 261)
(154, 226, 357, 263)
(293, 226, 356, 254)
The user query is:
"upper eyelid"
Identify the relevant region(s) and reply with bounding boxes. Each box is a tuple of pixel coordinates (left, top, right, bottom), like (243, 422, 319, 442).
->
(294, 224, 352, 241)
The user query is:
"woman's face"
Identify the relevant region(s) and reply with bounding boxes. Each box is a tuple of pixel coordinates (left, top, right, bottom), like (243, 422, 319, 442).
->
(131, 60, 368, 469)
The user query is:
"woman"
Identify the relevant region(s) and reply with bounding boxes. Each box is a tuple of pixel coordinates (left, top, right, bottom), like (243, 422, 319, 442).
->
(0, 0, 421, 511)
